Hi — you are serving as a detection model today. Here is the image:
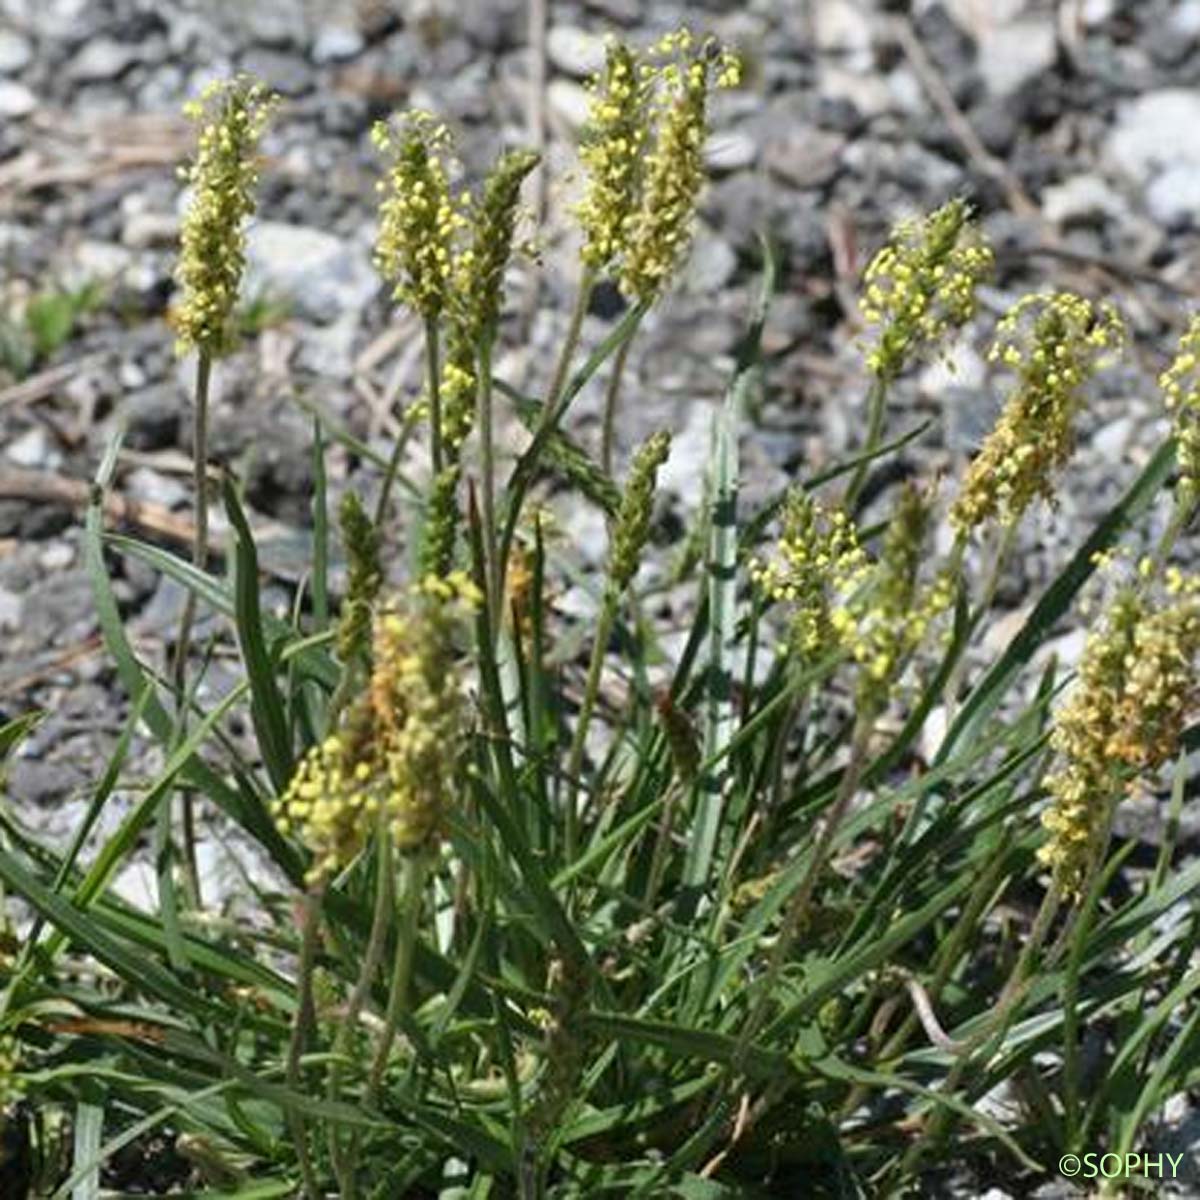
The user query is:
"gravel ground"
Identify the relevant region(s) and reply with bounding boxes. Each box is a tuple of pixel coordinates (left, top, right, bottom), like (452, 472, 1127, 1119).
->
(4, 0, 1200, 1192)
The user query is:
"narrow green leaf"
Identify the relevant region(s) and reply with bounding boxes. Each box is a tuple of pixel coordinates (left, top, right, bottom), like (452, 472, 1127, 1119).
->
(223, 476, 294, 794)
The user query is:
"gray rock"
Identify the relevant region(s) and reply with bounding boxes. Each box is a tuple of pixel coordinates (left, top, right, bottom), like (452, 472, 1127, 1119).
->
(683, 231, 737, 294)
(0, 586, 20, 632)
(125, 465, 189, 509)
(455, 0, 523, 51)
(4, 0, 87, 39)
(121, 210, 178, 250)
(0, 78, 34, 117)
(239, 47, 314, 96)
(6, 759, 85, 805)
(1147, 164, 1200, 228)
(976, 19, 1057, 98)
(814, 0, 873, 69)
(312, 23, 365, 64)
(70, 38, 139, 82)
(583, 0, 639, 23)
(244, 222, 376, 323)
(298, 313, 359, 379)
(124, 384, 181, 451)
(236, 0, 311, 48)
(547, 25, 605, 78)
(1108, 90, 1200, 184)
(764, 125, 844, 190)
(818, 63, 892, 121)
(0, 29, 32, 74)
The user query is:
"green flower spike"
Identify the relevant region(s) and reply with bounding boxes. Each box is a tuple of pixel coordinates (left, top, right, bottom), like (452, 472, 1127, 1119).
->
(950, 292, 1124, 534)
(174, 77, 278, 357)
(860, 197, 993, 382)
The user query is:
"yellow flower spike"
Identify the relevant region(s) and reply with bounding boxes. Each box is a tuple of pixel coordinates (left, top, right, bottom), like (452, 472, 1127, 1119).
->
(619, 34, 738, 302)
(860, 198, 993, 382)
(749, 490, 867, 663)
(845, 482, 953, 701)
(335, 491, 382, 667)
(609, 430, 671, 592)
(274, 578, 476, 879)
(1159, 313, 1200, 497)
(1039, 579, 1200, 897)
(438, 332, 477, 456)
(575, 29, 738, 293)
(950, 292, 1124, 535)
(373, 111, 464, 319)
(174, 77, 278, 357)
(576, 38, 649, 271)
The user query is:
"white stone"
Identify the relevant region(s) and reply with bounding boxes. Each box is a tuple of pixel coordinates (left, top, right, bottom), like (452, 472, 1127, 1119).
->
(1080, 0, 1115, 26)
(705, 129, 757, 173)
(815, 0, 873, 60)
(0, 587, 21, 632)
(70, 37, 138, 82)
(546, 78, 591, 132)
(1093, 415, 1136, 459)
(977, 18, 1057, 97)
(112, 861, 157, 912)
(819, 64, 891, 119)
(0, 79, 34, 117)
(658, 402, 711, 509)
(70, 240, 133, 287)
(1042, 173, 1128, 225)
(38, 541, 75, 570)
(1172, 0, 1200, 39)
(546, 25, 605, 78)
(244, 222, 376, 323)
(312, 23, 364, 64)
(1147, 163, 1200, 226)
(683, 231, 737, 294)
(5, 425, 58, 469)
(121, 210, 178, 249)
(0, 29, 32, 74)
(125, 466, 188, 509)
(1108, 89, 1200, 182)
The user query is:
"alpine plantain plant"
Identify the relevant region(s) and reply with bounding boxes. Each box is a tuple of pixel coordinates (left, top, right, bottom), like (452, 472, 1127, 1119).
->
(3, 24, 1200, 1200)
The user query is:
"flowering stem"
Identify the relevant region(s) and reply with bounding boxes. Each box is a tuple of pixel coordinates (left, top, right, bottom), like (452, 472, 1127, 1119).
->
(286, 887, 323, 1200)
(943, 521, 1015, 728)
(563, 585, 618, 865)
(170, 350, 212, 910)
(328, 822, 395, 1195)
(844, 376, 890, 511)
(545, 271, 595, 421)
(375, 318, 442, 525)
(600, 333, 633, 479)
(495, 269, 595, 624)
(477, 332, 501, 638)
(1150, 487, 1197, 576)
(366, 850, 430, 1107)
